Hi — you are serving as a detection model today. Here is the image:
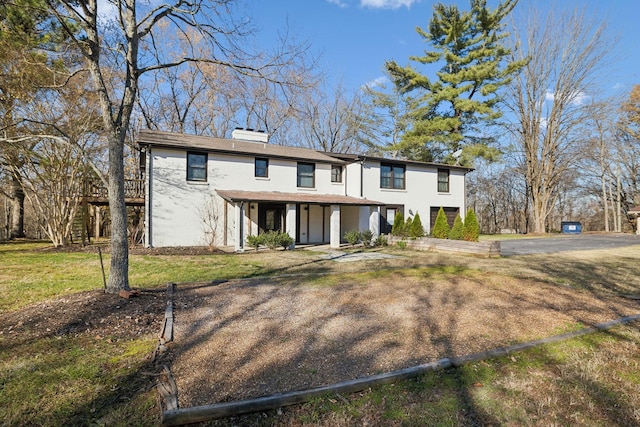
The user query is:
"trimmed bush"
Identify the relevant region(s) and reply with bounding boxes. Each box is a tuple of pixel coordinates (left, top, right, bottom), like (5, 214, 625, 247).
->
(246, 234, 261, 251)
(391, 211, 405, 236)
(361, 229, 374, 247)
(344, 230, 362, 246)
(404, 216, 413, 237)
(262, 230, 279, 249)
(256, 230, 294, 250)
(374, 235, 388, 246)
(278, 232, 294, 249)
(432, 207, 450, 239)
(449, 213, 464, 240)
(463, 208, 480, 242)
(410, 212, 424, 238)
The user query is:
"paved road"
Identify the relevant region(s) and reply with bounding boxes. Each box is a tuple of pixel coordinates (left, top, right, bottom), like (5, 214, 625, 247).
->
(500, 233, 640, 256)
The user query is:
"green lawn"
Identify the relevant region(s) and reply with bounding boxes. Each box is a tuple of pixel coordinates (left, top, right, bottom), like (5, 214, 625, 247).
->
(0, 242, 279, 312)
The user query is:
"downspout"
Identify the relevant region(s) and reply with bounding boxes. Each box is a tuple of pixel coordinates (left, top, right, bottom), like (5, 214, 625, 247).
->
(239, 201, 244, 250)
(145, 146, 152, 247)
(360, 158, 365, 198)
(343, 163, 347, 196)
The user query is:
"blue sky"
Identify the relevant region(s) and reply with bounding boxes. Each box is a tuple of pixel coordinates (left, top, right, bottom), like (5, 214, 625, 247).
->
(250, 0, 640, 97)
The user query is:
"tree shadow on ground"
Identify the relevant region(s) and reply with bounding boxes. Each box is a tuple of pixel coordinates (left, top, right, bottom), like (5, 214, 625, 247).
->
(162, 261, 640, 426)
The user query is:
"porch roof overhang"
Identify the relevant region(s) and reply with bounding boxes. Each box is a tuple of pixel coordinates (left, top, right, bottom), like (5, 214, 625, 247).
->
(216, 189, 385, 206)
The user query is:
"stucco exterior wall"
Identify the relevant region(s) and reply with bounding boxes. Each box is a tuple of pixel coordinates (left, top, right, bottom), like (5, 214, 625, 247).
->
(146, 144, 468, 247)
(346, 160, 466, 234)
(147, 146, 352, 247)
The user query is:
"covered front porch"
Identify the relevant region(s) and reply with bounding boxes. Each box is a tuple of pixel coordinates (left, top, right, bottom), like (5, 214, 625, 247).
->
(215, 190, 384, 251)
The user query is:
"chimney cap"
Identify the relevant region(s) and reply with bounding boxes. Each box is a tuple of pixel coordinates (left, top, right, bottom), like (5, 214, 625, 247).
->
(231, 128, 269, 143)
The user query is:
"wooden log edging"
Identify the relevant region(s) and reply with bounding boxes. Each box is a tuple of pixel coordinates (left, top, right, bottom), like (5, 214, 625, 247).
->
(161, 358, 453, 426)
(155, 283, 178, 412)
(160, 313, 640, 426)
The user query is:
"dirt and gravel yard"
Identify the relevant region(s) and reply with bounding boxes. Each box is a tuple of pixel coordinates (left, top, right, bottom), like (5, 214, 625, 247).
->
(168, 248, 640, 409)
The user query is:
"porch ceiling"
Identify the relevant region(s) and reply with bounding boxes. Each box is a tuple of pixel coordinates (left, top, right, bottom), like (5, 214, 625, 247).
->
(216, 189, 385, 206)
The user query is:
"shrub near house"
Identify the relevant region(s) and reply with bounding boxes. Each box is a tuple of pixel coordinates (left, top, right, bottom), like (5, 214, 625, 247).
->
(449, 213, 464, 240)
(432, 207, 450, 239)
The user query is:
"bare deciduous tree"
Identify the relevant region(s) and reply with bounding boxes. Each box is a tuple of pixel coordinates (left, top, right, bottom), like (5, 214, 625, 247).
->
(1, 75, 104, 246)
(504, 6, 613, 233)
(297, 81, 370, 154)
(42, 0, 310, 295)
(136, 23, 319, 145)
(197, 194, 221, 249)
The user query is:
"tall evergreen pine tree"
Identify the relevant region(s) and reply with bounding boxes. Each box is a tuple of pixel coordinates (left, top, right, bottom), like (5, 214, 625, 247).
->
(385, 0, 525, 164)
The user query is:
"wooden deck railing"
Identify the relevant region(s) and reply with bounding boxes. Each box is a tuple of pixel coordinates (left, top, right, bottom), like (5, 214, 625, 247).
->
(86, 179, 145, 200)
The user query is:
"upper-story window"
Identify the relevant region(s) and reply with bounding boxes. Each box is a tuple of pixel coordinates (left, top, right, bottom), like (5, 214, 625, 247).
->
(380, 163, 405, 189)
(297, 162, 315, 188)
(331, 165, 343, 183)
(438, 168, 450, 193)
(187, 151, 207, 182)
(255, 158, 269, 178)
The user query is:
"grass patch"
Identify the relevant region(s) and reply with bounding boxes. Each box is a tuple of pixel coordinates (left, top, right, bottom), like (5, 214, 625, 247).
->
(0, 244, 294, 312)
(0, 335, 158, 426)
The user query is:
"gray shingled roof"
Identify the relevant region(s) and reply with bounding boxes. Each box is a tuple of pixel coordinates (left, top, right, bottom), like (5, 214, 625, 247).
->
(137, 130, 344, 164)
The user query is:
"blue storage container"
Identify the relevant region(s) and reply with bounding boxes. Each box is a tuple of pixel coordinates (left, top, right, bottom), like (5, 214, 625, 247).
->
(561, 221, 582, 234)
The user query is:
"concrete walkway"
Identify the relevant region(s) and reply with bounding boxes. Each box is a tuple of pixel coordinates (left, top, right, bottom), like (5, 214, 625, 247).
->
(315, 248, 403, 262)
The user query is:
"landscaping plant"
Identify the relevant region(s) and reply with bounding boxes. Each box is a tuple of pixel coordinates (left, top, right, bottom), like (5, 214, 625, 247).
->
(360, 229, 374, 247)
(391, 211, 406, 236)
(449, 213, 464, 240)
(463, 208, 480, 242)
(431, 207, 450, 239)
(344, 230, 362, 246)
(410, 212, 424, 238)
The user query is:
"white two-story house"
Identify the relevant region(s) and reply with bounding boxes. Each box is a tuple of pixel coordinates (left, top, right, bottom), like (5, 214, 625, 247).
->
(138, 129, 472, 250)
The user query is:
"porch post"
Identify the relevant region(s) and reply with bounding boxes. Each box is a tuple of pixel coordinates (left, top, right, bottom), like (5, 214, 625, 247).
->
(330, 205, 341, 249)
(285, 203, 297, 249)
(358, 206, 369, 231)
(234, 201, 245, 252)
(369, 206, 380, 240)
(636, 216, 640, 235)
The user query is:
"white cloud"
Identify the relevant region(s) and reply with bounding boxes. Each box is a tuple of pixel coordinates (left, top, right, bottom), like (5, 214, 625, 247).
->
(326, 0, 349, 8)
(362, 76, 389, 90)
(97, 0, 119, 22)
(545, 89, 589, 106)
(540, 117, 549, 129)
(569, 90, 588, 106)
(360, 0, 420, 9)
(545, 90, 555, 102)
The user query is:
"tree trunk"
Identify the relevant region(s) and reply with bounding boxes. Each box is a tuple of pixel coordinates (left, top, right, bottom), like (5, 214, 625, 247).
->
(105, 134, 130, 293)
(9, 174, 25, 239)
(601, 174, 609, 232)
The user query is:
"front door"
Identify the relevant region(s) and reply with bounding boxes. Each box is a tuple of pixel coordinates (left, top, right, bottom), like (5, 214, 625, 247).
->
(258, 203, 286, 233)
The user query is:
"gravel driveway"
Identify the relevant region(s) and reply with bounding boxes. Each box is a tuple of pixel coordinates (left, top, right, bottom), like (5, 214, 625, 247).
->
(169, 268, 639, 409)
